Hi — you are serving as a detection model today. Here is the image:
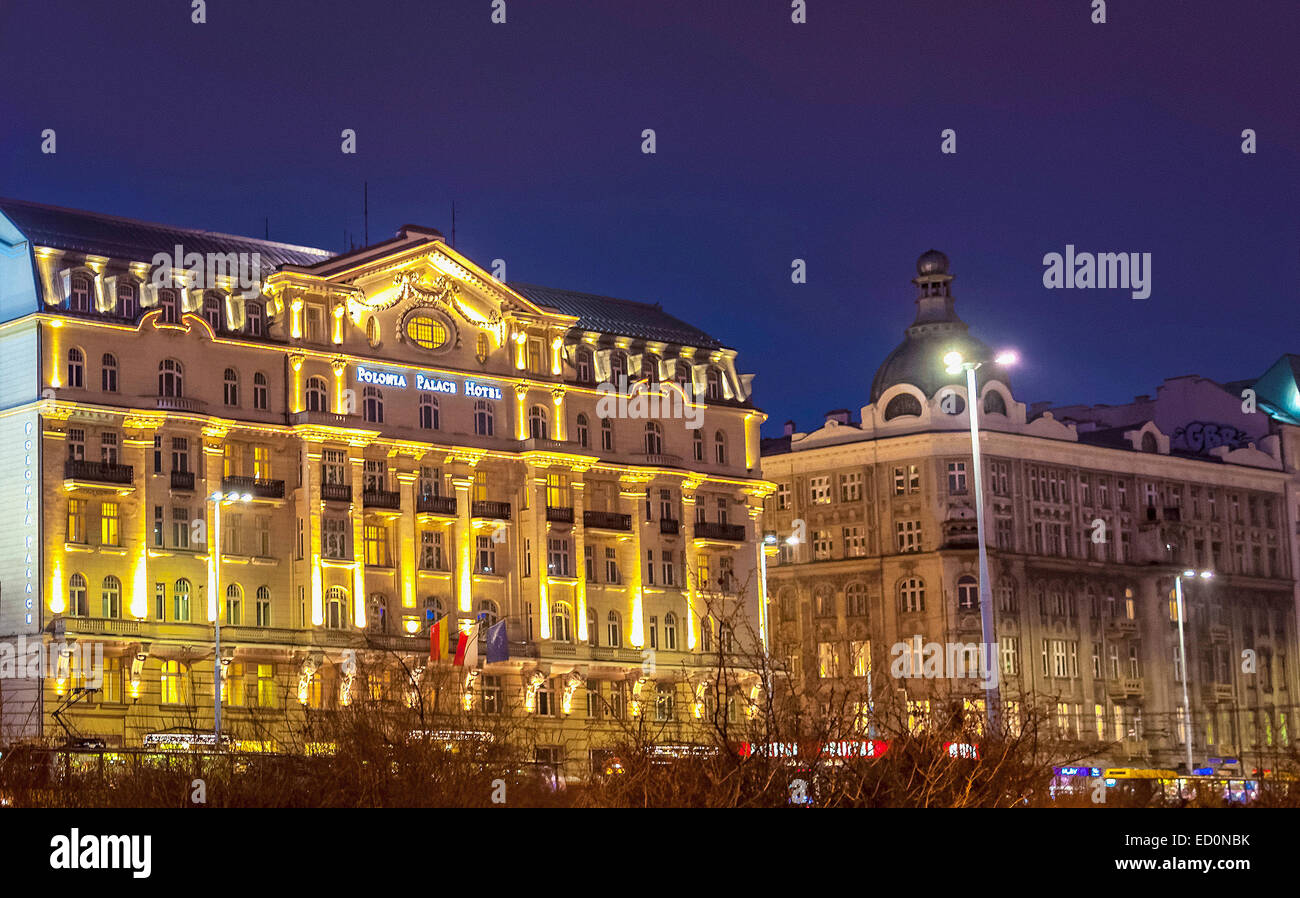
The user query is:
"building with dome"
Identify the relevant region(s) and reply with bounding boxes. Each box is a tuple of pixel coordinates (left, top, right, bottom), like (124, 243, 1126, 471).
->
(761, 251, 1300, 776)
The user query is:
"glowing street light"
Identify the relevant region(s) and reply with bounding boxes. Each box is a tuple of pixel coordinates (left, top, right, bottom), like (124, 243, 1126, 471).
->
(1175, 568, 1214, 775)
(942, 348, 1018, 734)
(208, 489, 251, 742)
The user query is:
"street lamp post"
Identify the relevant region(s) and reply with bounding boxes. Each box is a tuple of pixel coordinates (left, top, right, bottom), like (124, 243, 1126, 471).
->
(209, 490, 251, 743)
(944, 349, 1017, 736)
(1175, 568, 1213, 777)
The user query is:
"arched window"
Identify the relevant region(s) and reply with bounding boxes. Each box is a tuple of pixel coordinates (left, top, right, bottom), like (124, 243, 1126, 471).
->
(884, 393, 922, 420)
(528, 405, 547, 440)
(157, 288, 179, 324)
(606, 610, 622, 648)
(246, 301, 264, 337)
(117, 282, 137, 319)
(600, 418, 614, 451)
(575, 413, 589, 449)
(957, 575, 979, 611)
(369, 593, 389, 633)
(552, 602, 574, 643)
(575, 347, 593, 383)
(641, 353, 659, 383)
(609, 351, 627, 384)
(223, 368, 239, 406)
(173, 578, 191, 622)
(366, 317, 380, 347)
(477, 599, 499, 628)
(252, 372, 268, 410)
(706, 367, 722, 400)
(419, 393, 440, 430)
(256, 585, 271, 627)
(816, 588, 836, 617)
(225, 583, 243, 626)
(714, 430, 727, 464)
(586, 607, 598, 646)
(203, 292, 223, 331)
(663, 612, 678, 650)
(899, 577, 925, 613)
(305, 376, 328, 412)
(675, 362, 691, 389)
(101, 353, 118, 392)
(68, 274, 91, 312)
(363, 386, 384, 423)
(101, 575, 121, 619)
(68, 573, 88, 617)
(474, 400, 494, 436)
(693, 430, 704, 461)
(644, 421, 663, 455)
(325, 587, 349, 629)
(67, 348, 85, 388)
(846, 582, 868, 617)
(984, 390, 1007, 416)
(939, 391, 966, 415)
(1141, 432, 1158, 453)
(158, 359, 183, 397)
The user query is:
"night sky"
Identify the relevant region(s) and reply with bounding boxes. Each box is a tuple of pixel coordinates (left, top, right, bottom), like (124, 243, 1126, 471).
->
(2, 0, 1296, 435)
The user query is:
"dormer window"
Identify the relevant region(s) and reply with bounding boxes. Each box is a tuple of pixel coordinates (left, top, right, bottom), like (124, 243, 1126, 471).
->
(117, 282, 137, 319)
(575, 347, 593, 383)
(247, 302, 264, 337)
(705, 367, 722, 400)
(203, 293, 223, 331)
(68, 274, 91, 313)
(158, 289, 179, 324)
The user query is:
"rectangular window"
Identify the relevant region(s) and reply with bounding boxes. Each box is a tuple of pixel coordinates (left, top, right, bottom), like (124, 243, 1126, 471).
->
(1000, 636, 1019, 676)
(843, 526, 866, 557)
(364, 524, 390, 566)
(171, 437, 189, 473)
(322, 518, 348, 559)
(776, 482, 791, 509)
(420, 531, 445, 570)
(67, 428, 85, 461)
(66, 498, 86, 543)
(172, 506, 190, 549)
(947, 461, 968, 494)
(850, 640, 870, 677)
(476, 536, 496, 573)
(895, 520, 922, 553)
(813, 529, 833, 561)
(547, 538, 572, 577)
(322, 449, 347, 485)
(153, 436, 163, 473)
(102, 657, 122, 704)
(253, 446, 272, 480)
(839, 471, 863, 502)
(817, 642, 839, 678)
(257, 664, 276, 708)
(153, 582, 166, 621)
(809, 476, 831, 504)
(605, 547, 619, 584)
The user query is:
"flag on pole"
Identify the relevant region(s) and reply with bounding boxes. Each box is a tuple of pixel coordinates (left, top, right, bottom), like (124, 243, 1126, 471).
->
(454, 620, 479, 667)
(485, 620, 509, 664)
(429, 613, 454, 661)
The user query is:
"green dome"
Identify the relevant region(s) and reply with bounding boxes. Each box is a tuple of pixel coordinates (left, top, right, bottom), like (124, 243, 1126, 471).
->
(869, 251, 1009, 403)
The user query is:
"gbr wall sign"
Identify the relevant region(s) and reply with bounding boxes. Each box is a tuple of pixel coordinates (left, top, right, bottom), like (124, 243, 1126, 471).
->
(355, 365, 503, 400)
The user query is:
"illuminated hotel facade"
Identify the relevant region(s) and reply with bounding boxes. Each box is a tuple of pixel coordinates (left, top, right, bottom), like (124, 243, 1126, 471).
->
(762, 251, 1300, 775)
(0, 199, 772, 767)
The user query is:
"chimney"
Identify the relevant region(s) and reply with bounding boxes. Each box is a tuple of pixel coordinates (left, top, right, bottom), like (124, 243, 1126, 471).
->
(783, 420, 796, 437)
(825, 409, 851, 426)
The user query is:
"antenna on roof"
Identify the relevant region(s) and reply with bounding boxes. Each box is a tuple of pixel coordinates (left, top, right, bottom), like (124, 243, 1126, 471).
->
(363, 181, 369, 247)
(264, 217, 269, 240)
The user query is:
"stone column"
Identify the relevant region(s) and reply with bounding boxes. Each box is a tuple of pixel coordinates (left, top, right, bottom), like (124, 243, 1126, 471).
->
(349, 454, 366, 628)
(451, 473, 474, 613)
(396, 468, 418, 615)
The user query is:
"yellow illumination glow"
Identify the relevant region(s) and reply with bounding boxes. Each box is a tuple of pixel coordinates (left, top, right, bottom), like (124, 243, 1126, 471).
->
(130, 549, 148, 620)
(50, 556, 65, 614)
(311, 555, 324, 626)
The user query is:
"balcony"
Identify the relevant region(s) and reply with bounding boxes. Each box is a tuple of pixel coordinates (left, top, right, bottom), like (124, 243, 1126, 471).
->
(585, 510, 632, 531)
(64, 459, 133, 486)
(170, 470, 195, 491)
(1107, 677, 1145, 700)
(632, 452, 683, 468)
(417, 494, 457, 515)
(694, 521, 747, 542)
(222, 475, 285, 500)
(546, 506, 575, 524)
(1203, 683, 1235, 703)
(1106, 618, 1139, 638)
(660, 518, 680, 535)
(155, 395, 206, 413)
(472, 500, 511, 520)
(290, 410, 355, 427)
(363, 489, 401, 510)
(62, 617, 144, 636)
(519, 438, 579, 453)
(320, 482, 352, 503)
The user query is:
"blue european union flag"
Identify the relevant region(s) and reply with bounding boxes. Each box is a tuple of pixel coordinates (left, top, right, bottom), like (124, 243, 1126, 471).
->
(486, 620, 509, 664)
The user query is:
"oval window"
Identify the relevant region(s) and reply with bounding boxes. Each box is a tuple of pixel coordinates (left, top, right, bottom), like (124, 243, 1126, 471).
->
(406, 316, 448, 350)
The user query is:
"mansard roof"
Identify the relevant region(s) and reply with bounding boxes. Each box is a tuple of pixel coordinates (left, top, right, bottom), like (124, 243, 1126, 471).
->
(509, 282, 725, 350)
(0, 197, 332, 270)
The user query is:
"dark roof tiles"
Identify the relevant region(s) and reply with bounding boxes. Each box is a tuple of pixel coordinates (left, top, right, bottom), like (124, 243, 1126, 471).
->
(510, 282, 724, 349)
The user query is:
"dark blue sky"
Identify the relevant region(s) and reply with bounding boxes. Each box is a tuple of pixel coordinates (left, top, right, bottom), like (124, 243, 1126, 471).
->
(2, 0, 1296, 435)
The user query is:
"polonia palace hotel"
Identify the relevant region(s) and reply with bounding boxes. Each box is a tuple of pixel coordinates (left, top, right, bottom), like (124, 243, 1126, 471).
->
(0, 198, 773, 768)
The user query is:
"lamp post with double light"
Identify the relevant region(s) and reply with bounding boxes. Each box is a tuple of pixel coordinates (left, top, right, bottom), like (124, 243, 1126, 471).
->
(208, 489, 251, 741)
(1175, 568, 1213, 777)
(943, 348, 1017, 736)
